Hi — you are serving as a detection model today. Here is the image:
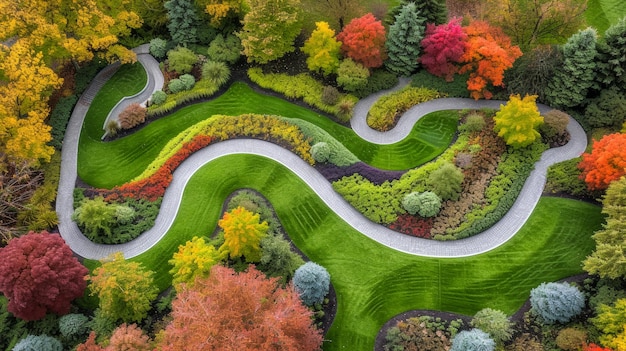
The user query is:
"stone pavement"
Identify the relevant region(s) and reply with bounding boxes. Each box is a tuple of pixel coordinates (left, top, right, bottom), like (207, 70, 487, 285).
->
(56, 54, 588, 259)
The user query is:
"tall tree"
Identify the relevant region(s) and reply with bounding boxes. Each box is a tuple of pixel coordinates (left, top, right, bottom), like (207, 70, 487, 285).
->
(459, 20, 522, 100)
(157, 265, 323, 350)
(0, 231, 88, 321)
(301, 21, 342, 76)
(385, 3, 426, 76)
(337, 13, 387, 68)
(169, 236, 221, 289)
(237, 0, 302, 64)
(595, 16, 626, 92)
(578, 133, 626, 191)
(545, 28, 597, 109)
(88, 252, 158, 323)
(386, 0, 447, 26)
(218, 206, 268, 262)
(420, 17, 467, 81)
(164, 0, 201, 46)
(493, 94, 544, 148)
(504, 44, 562, 102)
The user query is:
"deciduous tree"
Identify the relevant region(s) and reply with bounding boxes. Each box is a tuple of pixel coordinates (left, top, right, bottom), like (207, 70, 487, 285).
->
(158, 265, 323, 350)
(237, 0, 303, 64)
(0, 231, 88, 321)
(218, 206, 269, 262)
(301, 21, 342, 76)
(203, 0, 246, 28)
(337, 13, 387, 68)
(88, 252, 158, 323)
(420, 17, 467, 81)
(385, 3, 426, 76)
(169, 236, 221, 289)
(459, 21, 522, 100)
(493, 94, 544, 148)
(578, 133, 626, 191)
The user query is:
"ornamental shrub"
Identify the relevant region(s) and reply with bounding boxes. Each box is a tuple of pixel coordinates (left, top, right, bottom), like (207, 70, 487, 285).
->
(540, 109, 570, 138)
(115, 205, 136, 225)
(118, 103, 147, 130)
(530, 282, 585, 324)
(202, 60, 231, 87)
(505, 334, 543, 351)
(384, 317, 451, 351)
(336, 58, 370, 92)
(556, 328, 587, 351)
(151, 90, 167, 105)
(352, 69, 398, 99)
(72, 196, 117, 240)
(470, 308, 513, 344)
(207, 34, 242, 64)
(459, 113, 486, 134)
(402, 191, 441, 217)
(59, 313, 90, 340)
(428, 162, 464, 201)
(293, 262, 331, 306)
(450, 329, 495, 351)
(13, 335, 62, 351)
(179, 74, 196, 90)
(167, 46, 197, 74)
(311, 142, 332, 163)
(105, 120, 119, 137)
(168, 78, 185, 93)
(321, 85, 340, 105)
(149, 38, 168, 59)
(584, 87, 626, 129)
(258, 234, 304, 285)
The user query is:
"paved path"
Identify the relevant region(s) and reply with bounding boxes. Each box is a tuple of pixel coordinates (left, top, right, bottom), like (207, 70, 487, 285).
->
(56, 54, 588, 259)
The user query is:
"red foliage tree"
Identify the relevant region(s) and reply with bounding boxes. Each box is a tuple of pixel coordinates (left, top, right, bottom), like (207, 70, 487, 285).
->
(107, 323, 152, 351)
(584, 343, 613, 351)
(336, 13, 387, 68)
(0, 231, 88, 321)
(578, 133, 626, 191)
(158, 265, 323, 351)
(76, 332, 104, 351)
(459, 20, 522, 99)
(420, 17, 467, 81)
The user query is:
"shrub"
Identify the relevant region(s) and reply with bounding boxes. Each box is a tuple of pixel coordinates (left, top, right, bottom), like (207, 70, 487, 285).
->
(168, 78, 186, 93)
(321, 85, 340, 105)
(455, 153, 473, 169)
(470, 308, 513, 344)
(366, 86, 441, 131)
(450, 329, 495, 351)
(585, 86, 626, 129)
(49, 95, 79, 150)
(118, 103, 147, 130)
(178, 73, 196, 90)
(540, 109, 570, 138)
(428, 162, 464, 201)
(207, 34, 241, 64)
(293, 262, 331, 306)
(384, 317, 451, 351)
(411, 70, 470, 98)
(459, 113, 486, 134)
(545, 158, 589, 197)
(311, 142, 331, 163)
(402, 191, 441, 217)
(530, 282, 585, 324)
(105, 120, 119, 137)
(202, 60, 231, 86)
(336, 58, 370, 92)
(13, 335, 62, 351)
(556, 328, 588, 351)
(59, 313, 90, 340)
(167, 46, 197, 74)
(258, 234, 305, 284)
(115, 205, 136, 225)
(72, 196, 117, 240)
(150, 90, 167, 105)
(505, 333, 543, 351)
(149, 38, 168, 59)
(352, 69, 399, 98)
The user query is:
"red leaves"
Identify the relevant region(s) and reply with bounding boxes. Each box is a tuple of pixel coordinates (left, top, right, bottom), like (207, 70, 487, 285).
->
(388, 214, 434, 239)
(420, 17, 467, 81)
(0, 231, 88, 321)
(584, 344, 613, 351)
(337, 13, 387, 68)
(578, 133, 626, 191)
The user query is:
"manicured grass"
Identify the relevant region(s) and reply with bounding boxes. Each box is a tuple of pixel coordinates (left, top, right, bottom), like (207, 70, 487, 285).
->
(78, 71, 457, 188)
(120, 154, 603, 351)
(586, 0, 626, 33)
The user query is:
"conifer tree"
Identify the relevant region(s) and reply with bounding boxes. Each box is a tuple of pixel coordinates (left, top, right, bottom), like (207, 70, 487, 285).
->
(164, 0, 200, 46)
(595, 17, 626, 91)
(385, 3, 426, 76)
(386, 0, 447, 26)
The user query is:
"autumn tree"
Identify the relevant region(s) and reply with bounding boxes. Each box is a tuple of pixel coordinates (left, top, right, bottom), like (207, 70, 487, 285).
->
(0, 231, 88, 321)
(169, 236, 222, 289)
(337, 13, 387, 68)
(106, 323, 153, 351)
(204, 0, 246, 28)
(218, 206, 269, 262)
(301, 21, 342, 76)
(578, 133, 626, 191)
(420, 17, 467, 81)
(493, 94, 544, 148)
(237, 0, 303, 64)
(157, 265, 323, 350)
(88, 252, 158, 323)
(385, 3, 426, 76)
(386, 0, 447, 26)
(595, 16, 626, 92)
(583, 176, 626, 279)
(545, 28, 597, 109)
(459, 21, 522, 100)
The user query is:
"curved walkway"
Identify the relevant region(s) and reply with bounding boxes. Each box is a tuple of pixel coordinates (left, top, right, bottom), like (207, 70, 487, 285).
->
(56, 53, 587, 260)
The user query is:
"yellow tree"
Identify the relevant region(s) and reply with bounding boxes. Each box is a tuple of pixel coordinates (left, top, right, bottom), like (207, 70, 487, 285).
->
(202, 0, 247, 27)
(493, 94, 544, 148)
(218, 206, 269, 262)
(301, 21, 342, 76)
(168, 236, 222, 290)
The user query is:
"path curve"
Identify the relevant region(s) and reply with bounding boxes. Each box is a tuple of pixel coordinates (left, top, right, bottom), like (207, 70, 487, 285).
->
(56, 53, 588, 260)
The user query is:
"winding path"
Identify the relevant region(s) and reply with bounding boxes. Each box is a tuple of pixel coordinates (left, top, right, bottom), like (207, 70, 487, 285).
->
(56, 48, 588, 260)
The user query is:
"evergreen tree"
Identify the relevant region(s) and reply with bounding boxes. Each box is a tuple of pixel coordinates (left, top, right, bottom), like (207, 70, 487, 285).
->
(545, 28, 597, 108)
(385, 3, 426, 76)
(164, 0, 200, 46)
(386, 0, 447, 26)
(595, 16, 626, 91)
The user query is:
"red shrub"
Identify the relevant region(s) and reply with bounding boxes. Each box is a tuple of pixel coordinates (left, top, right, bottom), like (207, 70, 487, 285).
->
(118, 103, 147, 130)
(389, 214, 434, 238)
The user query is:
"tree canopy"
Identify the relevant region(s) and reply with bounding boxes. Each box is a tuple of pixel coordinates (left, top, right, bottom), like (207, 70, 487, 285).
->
(337, 13, 387, 68)
(385, 3, 426, 76)
(493, 94, 544, 148)
(301, 21, 342, 76)
(578, 133, 626, 191)
(420, 17, 467, 81)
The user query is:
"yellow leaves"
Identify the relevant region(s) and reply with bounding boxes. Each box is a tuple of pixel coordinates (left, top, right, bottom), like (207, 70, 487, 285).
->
(493, 94, 544, 148)
(218, 206, 268, 262)
(169, 236, 221, 289)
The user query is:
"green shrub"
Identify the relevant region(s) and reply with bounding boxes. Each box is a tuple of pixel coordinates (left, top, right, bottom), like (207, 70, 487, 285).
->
(459, 113, 486, 134)
(147, 79, 219, 117)
(336, 58, 370, 92)
(207, 34, 242, 64)
(288, 119, 359, 166)
(150, 90, 167, 105)
(428, 162, 464, 201)
(293, 262, 331, 306)
(367, 86, 441, 131)
(589, 284, 626, 313)
(58, 314, 90, 340)
(555, 328, 587, 351)
(402, 191, 441, 217)
(412, 69, 470, 98)
(149, 38, 168, 59)
(202, 60, 231, 86)
(530, 282, 585, 324)
(179, 73, 196, 90)
(545, 158, 589, 197)
(585, 86, 626, 129)
(72, 196, 117, 240)
(48, 95, 79, 150)
(311, 142, 331, 163)
(167, 46, 197, 74)
(168, 78, 186, 93)
(259, 234, 305, 284)
(321, 85, 340, 105)
(352, 69, 399, 98)
(13, 335, 62, 351)
(540, 109, 570, 138)
(470, 308, 513, 344)
(115, 205, 136, 225)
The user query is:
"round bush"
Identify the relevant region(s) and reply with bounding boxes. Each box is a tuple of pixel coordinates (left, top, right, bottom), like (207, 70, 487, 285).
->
(321, 85, 340, 105)
(151, 90, 167, 105)
(336, 58, 370, 92)
(293, 262, 331, 306)
(460, 113, 486, 133)
(402, 191, 441, 217)
(202, 60, 231, 87)
(530, 282, 585, 324)
(149, 38, 168, 59)
(178, 73, 196, 90)
(13, 335, 62, 351)
(168, 78, 186, 93)
(115, 205, 136, 225)
(167, 46, 197, 74)
(450, 329, 495, 351)
(207, 34, 242, 64)
(540, 109, 570, 138)
(428, 162, 464, 201)
(311, 142, 332, 163)
(470, 308, 513, 343)
(555, 327, 587, 351)
(59, 313, 90, 339)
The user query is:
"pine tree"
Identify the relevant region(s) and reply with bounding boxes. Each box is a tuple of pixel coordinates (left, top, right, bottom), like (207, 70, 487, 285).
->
(595, 16, 626, 91)
(386, 0, 447, 26)
(385, 3, 426, 76)
(164, 0, 200, 46)
(545, 28, 597, 108)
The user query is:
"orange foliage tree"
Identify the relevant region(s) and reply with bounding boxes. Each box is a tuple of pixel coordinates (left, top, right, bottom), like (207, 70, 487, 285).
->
(218, 206, 268, 262)
(336, 13, 387, 68)
(76, 324, 152, 351)
(157, 265, 323, 350)
(578, 133, 626, 191)
(459, 21, 522, 100)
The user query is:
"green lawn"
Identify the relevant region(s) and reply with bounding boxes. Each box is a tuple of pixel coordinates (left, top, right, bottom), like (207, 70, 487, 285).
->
(120, 154, 603, 351)
(78, 66, 457, 188)
(586, 0, 626, 33)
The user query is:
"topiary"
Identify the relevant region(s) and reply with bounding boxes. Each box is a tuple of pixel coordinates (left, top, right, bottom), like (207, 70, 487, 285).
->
(58, 313, 90, 340)
(149, 38, 168, 59)
(202, 60, 231, 87)
(178, 73, 196, 90)
(311, 142, 332, 163)
(556, 327, 587, 351)
(450, 329, 495, 351)
(293, 262, 331, 306)
(530, 282, 585, 324)
(12, 335, 62, 351)
(470, 308, 513, 344)
(150, 90, 167, 105)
